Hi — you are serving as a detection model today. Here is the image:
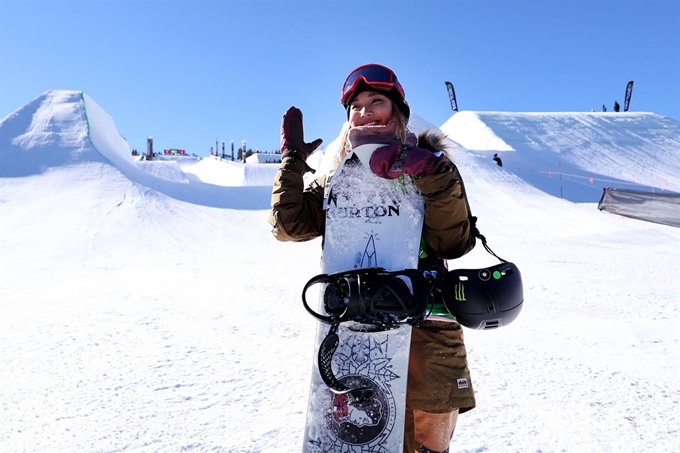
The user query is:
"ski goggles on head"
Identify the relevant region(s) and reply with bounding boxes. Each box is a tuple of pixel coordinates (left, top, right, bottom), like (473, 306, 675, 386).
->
(340, 64, 405, 105)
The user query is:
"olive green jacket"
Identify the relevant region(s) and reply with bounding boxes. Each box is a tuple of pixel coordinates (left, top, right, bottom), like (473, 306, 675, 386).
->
(268, 132, 476, 261)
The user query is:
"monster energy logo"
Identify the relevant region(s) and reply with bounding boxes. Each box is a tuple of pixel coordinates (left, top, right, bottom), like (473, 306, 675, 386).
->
(454, 282, 466, 301)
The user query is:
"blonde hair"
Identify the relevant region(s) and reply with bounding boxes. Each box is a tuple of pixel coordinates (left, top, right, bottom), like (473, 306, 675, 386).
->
(334, 102, 410, 168)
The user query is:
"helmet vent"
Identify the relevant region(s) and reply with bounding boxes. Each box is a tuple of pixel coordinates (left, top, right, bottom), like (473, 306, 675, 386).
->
(485, 294, 496, 313)
(483, 320, 500, 330)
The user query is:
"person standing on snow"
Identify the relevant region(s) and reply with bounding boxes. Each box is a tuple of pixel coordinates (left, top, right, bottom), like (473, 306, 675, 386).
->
(614, 101, 620, 112)
(268, 63, 477, 453)
(493, 153, 503, 167)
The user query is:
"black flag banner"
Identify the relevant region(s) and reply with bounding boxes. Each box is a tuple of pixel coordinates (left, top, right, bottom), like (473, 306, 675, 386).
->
(445, 81, 458, 111)
(624, 81, 634, 112)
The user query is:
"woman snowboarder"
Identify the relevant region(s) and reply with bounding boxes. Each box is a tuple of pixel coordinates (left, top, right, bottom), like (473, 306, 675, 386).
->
(269, 63, 477, 453)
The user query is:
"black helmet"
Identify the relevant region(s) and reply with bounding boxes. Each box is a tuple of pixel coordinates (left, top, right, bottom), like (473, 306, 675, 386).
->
(439, 262, 524, 330)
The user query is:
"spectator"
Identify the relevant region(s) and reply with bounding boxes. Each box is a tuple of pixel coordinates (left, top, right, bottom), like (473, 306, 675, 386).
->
(493, 153, 503, 167)
(602, 104, 607, 112)
(613, 101, 620, 112)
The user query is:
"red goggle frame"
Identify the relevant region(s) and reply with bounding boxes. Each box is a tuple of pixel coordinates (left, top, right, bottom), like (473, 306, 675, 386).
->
(341, 64, 405, 105)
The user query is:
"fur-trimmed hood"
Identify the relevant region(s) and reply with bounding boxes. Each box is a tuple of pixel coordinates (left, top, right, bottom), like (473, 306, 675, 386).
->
(417, 129, 451, 153)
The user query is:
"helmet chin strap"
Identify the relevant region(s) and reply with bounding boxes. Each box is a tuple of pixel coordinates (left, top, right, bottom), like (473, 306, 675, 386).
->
(470, 216, 508, 264)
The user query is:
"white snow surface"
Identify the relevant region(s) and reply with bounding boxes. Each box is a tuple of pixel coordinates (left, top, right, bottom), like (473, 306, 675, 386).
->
(1, 90, 679, 453)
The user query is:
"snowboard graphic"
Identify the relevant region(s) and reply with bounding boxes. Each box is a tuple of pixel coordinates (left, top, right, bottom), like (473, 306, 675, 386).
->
(302, 143, 425, 452)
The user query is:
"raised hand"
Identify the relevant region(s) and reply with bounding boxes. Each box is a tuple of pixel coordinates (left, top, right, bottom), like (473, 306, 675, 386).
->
(280, 106, 323, 161)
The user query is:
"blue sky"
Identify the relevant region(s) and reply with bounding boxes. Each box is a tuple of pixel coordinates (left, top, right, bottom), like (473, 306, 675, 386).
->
(1, 0, 678, 156)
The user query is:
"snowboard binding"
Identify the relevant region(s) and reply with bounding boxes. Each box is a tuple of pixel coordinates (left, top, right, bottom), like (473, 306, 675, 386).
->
(302, 267, 431, 400)
(302, 267, 431, 328)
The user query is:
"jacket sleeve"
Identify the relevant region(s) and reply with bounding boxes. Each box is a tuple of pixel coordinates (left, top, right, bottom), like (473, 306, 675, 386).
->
(268, 155, 326, 242)
(414, 159, 475, 259)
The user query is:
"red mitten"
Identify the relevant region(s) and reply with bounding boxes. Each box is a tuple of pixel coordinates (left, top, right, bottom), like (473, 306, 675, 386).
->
(280, 106, 323, 161)
(369, 143, 441, 179)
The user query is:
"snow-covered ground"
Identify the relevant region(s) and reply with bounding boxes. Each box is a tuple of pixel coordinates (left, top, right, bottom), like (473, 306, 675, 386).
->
(1, 90, 679, 453)
(443, 110, 680, 202)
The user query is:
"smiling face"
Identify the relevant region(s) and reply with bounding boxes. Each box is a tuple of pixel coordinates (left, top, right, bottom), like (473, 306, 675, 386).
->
(347, 90, 395, 128)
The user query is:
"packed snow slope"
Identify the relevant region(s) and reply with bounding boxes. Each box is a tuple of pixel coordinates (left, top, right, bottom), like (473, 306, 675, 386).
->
(442, 111, 680, 203)
(1, 90, 679, 453)
(0, 90, 275, 207)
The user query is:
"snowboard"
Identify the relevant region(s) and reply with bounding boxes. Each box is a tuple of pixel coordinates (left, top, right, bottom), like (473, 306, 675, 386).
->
(302, 143, 425, 452)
